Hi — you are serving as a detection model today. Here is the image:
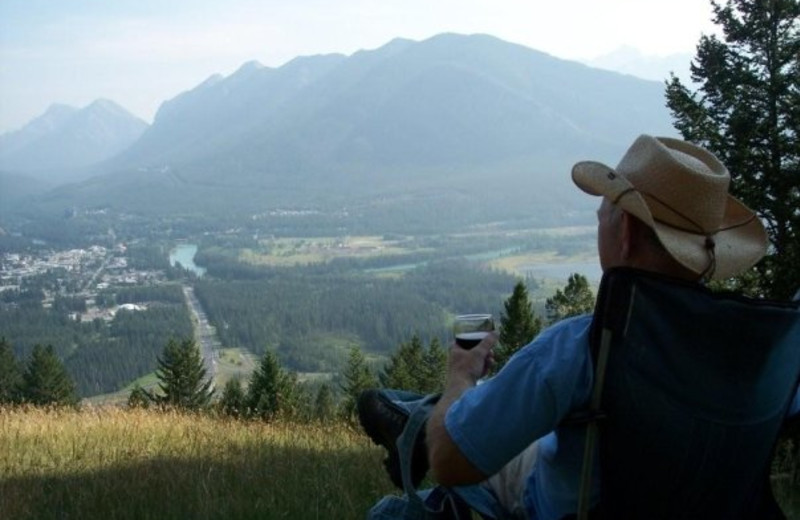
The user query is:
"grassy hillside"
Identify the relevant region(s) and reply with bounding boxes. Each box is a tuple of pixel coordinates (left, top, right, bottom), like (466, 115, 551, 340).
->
(0, 406, 798, 518)
(0, 406, 394, 519)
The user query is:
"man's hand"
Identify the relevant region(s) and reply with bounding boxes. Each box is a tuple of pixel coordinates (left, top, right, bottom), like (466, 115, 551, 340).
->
(447, 331, 497, 386)
(426, 332, 498, 486)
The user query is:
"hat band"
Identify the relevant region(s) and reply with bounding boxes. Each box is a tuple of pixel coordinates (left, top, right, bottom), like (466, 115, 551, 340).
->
(613, 188, 757, 281)
(612, 188, 757, 236)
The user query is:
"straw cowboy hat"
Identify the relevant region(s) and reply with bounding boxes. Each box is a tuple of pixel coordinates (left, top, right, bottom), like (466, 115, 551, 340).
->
(572, 135, 768, 280)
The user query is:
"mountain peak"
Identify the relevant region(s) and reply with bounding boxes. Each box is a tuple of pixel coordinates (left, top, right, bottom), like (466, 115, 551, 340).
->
(236, 60, 264, 73)
(0, 98, 148, 178)
(43, 103, 78, 117)
(85, 99, 141, 120)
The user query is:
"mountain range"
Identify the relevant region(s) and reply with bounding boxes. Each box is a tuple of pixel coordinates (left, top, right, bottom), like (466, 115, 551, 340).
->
(1, 33, 680, 225)
(0, 100, 148, 182)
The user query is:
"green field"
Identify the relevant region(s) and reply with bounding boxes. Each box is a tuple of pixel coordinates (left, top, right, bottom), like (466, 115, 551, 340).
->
(214, 347, 259, 388)
(239, 235, 426, 266)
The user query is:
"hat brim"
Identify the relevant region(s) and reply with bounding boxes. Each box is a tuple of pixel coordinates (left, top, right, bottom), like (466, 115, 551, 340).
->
(572, 160, 768, 280)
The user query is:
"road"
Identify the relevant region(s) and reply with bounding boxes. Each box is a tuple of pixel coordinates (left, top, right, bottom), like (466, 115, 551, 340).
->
(182, 285, 221, 386)
(81, 254, 112, 294)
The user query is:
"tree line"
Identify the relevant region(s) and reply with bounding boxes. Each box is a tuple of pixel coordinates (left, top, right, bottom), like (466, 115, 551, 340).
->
(124, 274, 594, 425)
(193, 259, 520, 373)
(0, 284, 192, 397)
(0, 255, 589, 399)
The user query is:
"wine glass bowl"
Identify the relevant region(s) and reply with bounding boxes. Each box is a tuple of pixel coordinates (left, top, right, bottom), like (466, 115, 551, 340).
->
(453, 314, 495, 349)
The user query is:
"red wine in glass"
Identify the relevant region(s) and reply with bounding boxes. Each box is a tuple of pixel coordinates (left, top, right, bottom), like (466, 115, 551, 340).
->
(453, 314, 495, 350)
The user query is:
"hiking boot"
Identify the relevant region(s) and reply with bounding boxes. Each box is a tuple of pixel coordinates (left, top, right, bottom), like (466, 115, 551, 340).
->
(357, 389, 429, 489)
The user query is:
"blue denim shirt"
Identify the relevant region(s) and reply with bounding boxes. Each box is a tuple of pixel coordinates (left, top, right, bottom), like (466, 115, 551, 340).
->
(446, 314, 800, 520)
(446, 315, 595, 520)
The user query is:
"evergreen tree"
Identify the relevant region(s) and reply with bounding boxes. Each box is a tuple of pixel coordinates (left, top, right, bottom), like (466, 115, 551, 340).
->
(420, 337, 446, 393)
(150, 338, 213, 410)
(22, 344, 78, 407)
(494, 281, 543, 372)
(0, 338, 22, 404)
(219, 377, 246, 418)
(313, 383, 337, 422)
(545, 274, 595, 323)
(380, 335, 425, 390)
(246, 351, 298, 421)
(339, 346, 378, 421)
(127, 383, 151, 409)
(380, 335, 446, 393)
(665, 0, 800, 298)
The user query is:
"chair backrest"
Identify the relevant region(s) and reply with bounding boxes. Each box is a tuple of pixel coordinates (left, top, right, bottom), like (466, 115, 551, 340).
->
(589, 268, 800, 519)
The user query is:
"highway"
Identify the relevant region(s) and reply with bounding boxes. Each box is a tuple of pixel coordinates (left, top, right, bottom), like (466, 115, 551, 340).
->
(182, 285, 221, 386)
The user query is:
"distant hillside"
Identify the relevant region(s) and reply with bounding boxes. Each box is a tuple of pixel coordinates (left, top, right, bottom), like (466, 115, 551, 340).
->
(0, 172, 54, 215)
(17, 34, 678, 226)
(0, 100, 148, 183)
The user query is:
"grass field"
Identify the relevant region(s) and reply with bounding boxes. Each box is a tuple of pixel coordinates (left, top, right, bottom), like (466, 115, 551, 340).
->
(0, 406, 394, 520)
(214, 347, 259, 388)
(1, 406, 797, 519)
(240, 235, 422, 266)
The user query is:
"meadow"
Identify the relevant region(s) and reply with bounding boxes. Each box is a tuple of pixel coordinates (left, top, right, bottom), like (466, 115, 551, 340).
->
(1, 406, 798, 519)
(0, 406, 394, 520)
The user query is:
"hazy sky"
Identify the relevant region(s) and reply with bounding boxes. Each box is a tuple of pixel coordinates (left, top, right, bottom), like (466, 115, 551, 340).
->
(0, 0, 718, 134)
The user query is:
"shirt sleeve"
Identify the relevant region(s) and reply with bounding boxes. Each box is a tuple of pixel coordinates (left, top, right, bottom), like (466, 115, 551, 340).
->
(444, 315, 594, 477)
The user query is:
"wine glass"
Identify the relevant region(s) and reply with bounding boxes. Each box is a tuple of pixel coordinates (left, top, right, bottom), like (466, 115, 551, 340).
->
(453, 314, 495, 349)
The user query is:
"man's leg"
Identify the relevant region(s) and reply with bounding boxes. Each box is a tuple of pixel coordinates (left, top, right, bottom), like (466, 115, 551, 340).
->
(358, 388, 538, 518)
(484, 441, 539, 519)
(357, 389, 432, 489)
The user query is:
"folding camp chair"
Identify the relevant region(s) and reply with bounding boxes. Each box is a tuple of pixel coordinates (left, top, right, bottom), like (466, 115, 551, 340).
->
(576, 267, 800, 519)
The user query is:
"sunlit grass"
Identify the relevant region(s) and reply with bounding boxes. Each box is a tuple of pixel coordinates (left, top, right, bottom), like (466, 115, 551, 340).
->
(214, 347, 259, 388)
(0, 406, 393, 520)
(238, 235, 417, 266)
(487, 250, 597, 277)
(0, 406, 797, 518)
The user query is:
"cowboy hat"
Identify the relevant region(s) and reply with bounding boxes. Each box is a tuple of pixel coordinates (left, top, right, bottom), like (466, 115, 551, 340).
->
(571, 135, 767, 280)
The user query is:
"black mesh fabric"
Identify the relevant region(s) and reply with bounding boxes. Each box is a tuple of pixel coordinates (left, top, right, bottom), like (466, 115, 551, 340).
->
(589, 268, 800, 519)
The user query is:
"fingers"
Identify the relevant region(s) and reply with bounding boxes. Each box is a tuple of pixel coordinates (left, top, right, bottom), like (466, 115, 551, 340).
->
(448, 331, 497, 381)
(475, 331, 498, 354)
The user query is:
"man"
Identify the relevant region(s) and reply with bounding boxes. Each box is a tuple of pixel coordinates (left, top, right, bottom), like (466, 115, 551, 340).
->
(361, 135, 800, 519)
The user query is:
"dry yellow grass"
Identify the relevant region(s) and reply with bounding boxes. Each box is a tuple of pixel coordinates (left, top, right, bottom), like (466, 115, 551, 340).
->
(0, 406, 393, 519)
(2, 406, 795, 518)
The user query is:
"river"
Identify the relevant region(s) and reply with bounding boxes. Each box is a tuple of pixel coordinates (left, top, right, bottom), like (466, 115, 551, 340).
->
(169, 243, 206, 277)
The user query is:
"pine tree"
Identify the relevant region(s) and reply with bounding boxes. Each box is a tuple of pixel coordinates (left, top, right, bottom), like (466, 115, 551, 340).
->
(219, 377, 246, 418)
(22, 344, 78, 407)
(0, 338, 22, 404)
(545, 274, 595, 323)
(380, 335, 425, 391)
(665, 0, 800, 298)
(246, 351, 298, 421)
(313, 383, 337, 422)
(494, 281, 543, 372)
(420, 337, 446, 393)
(339, 346, 378, 421)
(127, 383, 151, 409)
(150, 338, 213, 410)
(380, 335, 446, 393)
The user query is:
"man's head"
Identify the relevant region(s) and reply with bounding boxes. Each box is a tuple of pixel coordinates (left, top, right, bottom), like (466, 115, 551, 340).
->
(572, 135, 767, 281)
